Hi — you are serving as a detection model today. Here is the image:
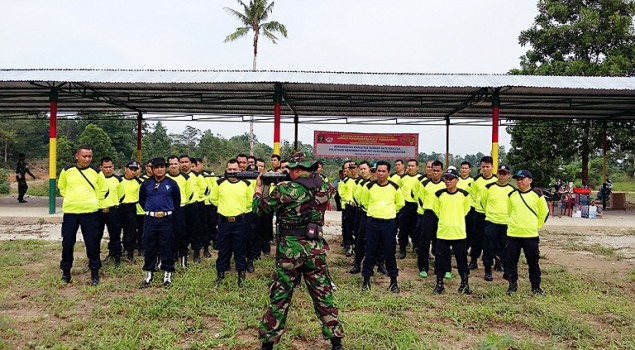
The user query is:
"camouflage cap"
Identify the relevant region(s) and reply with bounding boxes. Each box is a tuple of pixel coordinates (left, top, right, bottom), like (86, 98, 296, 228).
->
(287, 152, 317, 170)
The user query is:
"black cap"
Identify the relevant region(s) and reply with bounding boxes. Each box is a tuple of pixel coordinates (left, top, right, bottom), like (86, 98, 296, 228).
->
(151, 157, 166, 167)
(126, 160, 140, 169)
(512, 169, 533, 179)
(443, 168, 460, 179)
(498, 164, 511, 173)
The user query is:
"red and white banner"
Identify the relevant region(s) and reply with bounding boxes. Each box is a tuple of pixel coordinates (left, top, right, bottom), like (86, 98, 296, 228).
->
(314, 131, 418, 159)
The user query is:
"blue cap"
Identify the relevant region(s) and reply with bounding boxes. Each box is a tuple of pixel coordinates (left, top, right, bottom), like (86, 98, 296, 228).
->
(512, 169, 533, 179)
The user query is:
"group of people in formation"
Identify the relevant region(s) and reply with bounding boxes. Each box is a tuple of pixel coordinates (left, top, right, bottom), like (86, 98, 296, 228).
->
(335, 156, 549, 296)
(58, 146, 299, 288)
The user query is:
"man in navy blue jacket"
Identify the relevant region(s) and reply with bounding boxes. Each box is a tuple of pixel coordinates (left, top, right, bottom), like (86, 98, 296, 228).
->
(139, 157, 181, 288)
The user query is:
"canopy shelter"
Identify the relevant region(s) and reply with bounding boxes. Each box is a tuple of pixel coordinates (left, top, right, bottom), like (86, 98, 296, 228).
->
(1, 69, 635, 213)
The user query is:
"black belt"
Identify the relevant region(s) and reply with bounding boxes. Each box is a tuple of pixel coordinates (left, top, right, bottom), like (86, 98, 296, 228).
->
(369, 217, 394, 223)
(219, 214, 244, 223)
(280, 227, 307, 236)
(100, 206, 118, 213)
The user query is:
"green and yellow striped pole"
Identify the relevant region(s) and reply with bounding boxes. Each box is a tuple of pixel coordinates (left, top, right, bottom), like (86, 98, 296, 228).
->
(49, 89, 58, 214)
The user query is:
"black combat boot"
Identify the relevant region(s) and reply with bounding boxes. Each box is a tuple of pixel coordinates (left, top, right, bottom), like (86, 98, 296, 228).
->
(376, 261, 387, 275)
(213, 272, 224, 288)
(433, 276, 444, 295)
(349, 261, 361, 274)
(203, 246, 212, 258)
(468, 258, 478, 270)
(331, 337, 343, 350)
(259, 342, 274, 350)
(126, 250, 135, 263)
(483, 266, 493, 281)
(506, 281, 518, 296)
(193, 249, 201, 263)
(180, 255, 188, 269)
(389, 277, 400, 294)
(458, 273, 473, 295)
(140, 271, 153, 288)
(361, 276, 371, 291)
(247, 259, 255, 273)
(113, 255, 121, 267)
(531, 284, 546, 295)
(237, 271, 246, 287)
(61, 269, 72, 284)
(90, 269, 100, 286)
(397, 247, 407, 259)
(494, 257, 503, 272)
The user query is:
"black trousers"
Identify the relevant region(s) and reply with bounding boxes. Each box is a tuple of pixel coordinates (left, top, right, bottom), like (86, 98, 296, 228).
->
(354, 211, 385, 266)
(184, 203, 202, 251)
(483, 221, 508, 269)
(470, 211, 486, 260)
(465, 208, 477, 255)
(435, 239, 468, 276)
(245, 212, 261, 260)
(363, 218, 398, 278)
(173, 207, 188, 256)
(17, 180, 28, 201)
(216, 218, 247, 273)
(143, 215, 175, 272)
(258, 213, 273, 255)
(342, 205, 359, 246)
(119, 204, 138, 253)
(200, 204, 218, 247)
(506, 236, 541, 288)
(397, 202, 418, 250)
(417, 210, 438, 273)
(98, 208, 122, 257)
(136, 214, 144, 250)
(60, 212, 101, 271)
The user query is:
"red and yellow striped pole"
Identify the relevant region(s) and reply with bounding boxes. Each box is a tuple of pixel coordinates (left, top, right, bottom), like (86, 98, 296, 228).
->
(491, 89, 500, 171)
(48, 89, 58, 214)
(273, 83, 282, 155)
(137, 112, 143, 162)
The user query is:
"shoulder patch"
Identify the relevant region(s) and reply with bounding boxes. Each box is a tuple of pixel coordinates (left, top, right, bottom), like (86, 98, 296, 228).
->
(217, 178, 227, 186)
(90, 165, 100, 173)
(458, 188, 469, 196)
(388, 180, 399, 190)
(135, 177, 143, 185)
(531, 188, 544, 197)
(508, 189, 519, 197)
(422, 179, 431, 187)
(63, 164, 74, 171)
(435, 188, 446, 198)
(485, 182, 495, 189)
(181, 171, 189, 180)
(242, 179, 251, 186)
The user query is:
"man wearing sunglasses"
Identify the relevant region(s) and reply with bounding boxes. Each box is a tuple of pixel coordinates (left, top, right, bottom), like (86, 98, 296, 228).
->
(481, 165, 515, 282)
(139, 157, 181, 288)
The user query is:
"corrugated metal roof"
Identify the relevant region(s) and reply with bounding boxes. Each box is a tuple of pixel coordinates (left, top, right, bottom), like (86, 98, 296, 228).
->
(0, 69, 634, 123)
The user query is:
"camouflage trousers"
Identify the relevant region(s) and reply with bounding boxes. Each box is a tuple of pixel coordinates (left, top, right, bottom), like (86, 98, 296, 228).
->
(258, 235, 344, 343)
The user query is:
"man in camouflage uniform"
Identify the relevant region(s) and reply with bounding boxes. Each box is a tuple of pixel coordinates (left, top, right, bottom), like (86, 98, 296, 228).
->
(253, 152, 344, 350)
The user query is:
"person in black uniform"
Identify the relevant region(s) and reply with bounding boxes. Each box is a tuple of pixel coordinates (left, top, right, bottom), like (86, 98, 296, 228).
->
(139, 157, 181, 288)
(16, 153, 36, 203)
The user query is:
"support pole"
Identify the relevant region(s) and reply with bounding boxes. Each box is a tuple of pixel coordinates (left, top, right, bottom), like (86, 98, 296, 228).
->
(293, 112, 299, 152)
(273, 83, 282, 155)
(602, 120, 608, 210)
(445, 116, 450, 168)
(137, 112, 143, 162)
(491, 89, 500, 171)
(48, 89, 58, 214)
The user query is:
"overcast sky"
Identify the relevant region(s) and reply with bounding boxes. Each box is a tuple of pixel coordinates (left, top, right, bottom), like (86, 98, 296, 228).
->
(0, 0, 539, 156)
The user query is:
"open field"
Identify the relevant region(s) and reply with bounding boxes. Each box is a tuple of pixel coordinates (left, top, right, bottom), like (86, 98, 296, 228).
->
(1, 215, 635, 350)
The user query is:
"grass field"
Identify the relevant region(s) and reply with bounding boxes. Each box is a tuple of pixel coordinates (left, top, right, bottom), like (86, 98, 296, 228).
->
(1, 236, 634, 350)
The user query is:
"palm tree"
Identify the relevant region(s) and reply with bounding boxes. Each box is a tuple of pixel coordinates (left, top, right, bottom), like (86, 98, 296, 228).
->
(223, 0, 288, 71)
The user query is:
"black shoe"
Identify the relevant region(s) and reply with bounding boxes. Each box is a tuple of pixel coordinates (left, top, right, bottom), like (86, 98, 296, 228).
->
(247, 260, 255, 273)
(140, 271, 153, 288)
(397, 248, 406, 259)
(113, 255, 121, 267)
(468, 260, 478, 270)
(345, 245, 354, 257)
(349, 262, 361, 274)
(331, 337, 343, 350)
(458, 274, 472, 294)
(361, 277, 371, 292)
(203, 247, 212, 258)
(193, 250, 201, 264)
(126, 250, 134, 263)
(180, 255, 188, 269)
(483, 269, 493, 282)
(259, 342, 274, 350)
(433, 279, 445, 295)
(18, 200, 28, 203)
(213, 272, 225, 288)
(376, 262, 387, 275)
(90, 269, 100, 286)
(507, 282, 518, 296)
(237, 271, 246, 287)
(61, 269, 71, 284)
(532, 287, 546, 295)
(389, 280, 400, 294)
(138, 249, 144, 257)
(212, 240, 219, 251)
